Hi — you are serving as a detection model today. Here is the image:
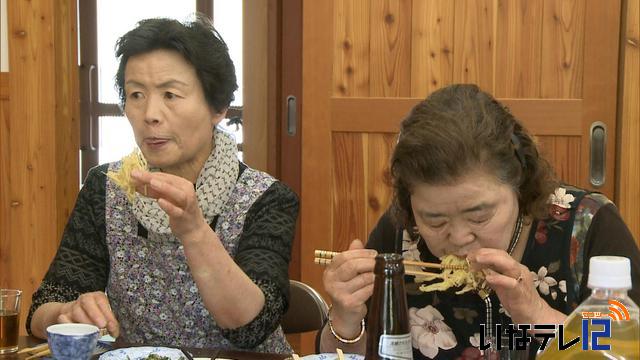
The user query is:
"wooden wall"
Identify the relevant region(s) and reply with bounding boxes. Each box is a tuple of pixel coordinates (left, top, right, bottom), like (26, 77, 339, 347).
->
(0, 74, 9, 291)
(0, 0, 79, 335)
(242, 0, 271, 173)
(309, 0, 624, 259)
(618, 0, 640, 243)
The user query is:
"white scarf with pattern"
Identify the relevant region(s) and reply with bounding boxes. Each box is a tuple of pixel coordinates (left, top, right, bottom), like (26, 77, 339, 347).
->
(132, 128, 240, 234)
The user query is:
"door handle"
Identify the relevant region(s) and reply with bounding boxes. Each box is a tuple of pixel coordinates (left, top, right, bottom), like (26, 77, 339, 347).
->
(80, 64, 97, 151)
(286, 95, 297, 136)
(589, 121, 606, 188)
(88, 64, 97, 151)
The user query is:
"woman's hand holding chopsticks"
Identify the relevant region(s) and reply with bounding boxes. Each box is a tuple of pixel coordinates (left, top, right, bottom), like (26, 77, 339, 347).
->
(321, 240, 376, 342)
(315, 247, 468, 276)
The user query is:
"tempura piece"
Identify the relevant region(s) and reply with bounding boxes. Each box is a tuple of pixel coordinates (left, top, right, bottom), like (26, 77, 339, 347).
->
(418, 255, 485, 295)
(107, 149, 147, 202)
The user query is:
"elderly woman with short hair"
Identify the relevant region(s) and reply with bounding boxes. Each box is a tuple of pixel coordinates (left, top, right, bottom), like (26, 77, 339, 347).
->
(28, 16, 297, 354)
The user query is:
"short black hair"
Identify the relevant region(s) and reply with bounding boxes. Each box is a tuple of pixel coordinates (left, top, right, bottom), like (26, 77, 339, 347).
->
(114, 15, 237, 113)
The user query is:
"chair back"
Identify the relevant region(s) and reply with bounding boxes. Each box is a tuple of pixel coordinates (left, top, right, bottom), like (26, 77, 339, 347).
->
(282, 279, 329, 334)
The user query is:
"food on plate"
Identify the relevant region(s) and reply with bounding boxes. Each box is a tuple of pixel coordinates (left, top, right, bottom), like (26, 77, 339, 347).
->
(107, 149, 148, 202)
(143, 355, 173, 360)
(100, 346, 187, 360)
(417, 255, 485, 295)
(126, 354, 184, 360)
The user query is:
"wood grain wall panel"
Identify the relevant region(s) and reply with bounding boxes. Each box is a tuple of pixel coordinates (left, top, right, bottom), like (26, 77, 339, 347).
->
(540, 0, 585, 99)
(5, 0, 59, 332)
(536, 135, 582, 186)
(495, 0, 544, 97)
(0, 73, 8, 99)
(242, 1, 269, 171)
(301, 0, 335, 353)
(366, 133, 396, 234)
(332, 132, 367, 250)
(452, 0, 494, 91)
(54, 0, 80, 241)
(333, 0, 371, 97)
(410, 0, 454, 97)
(618, 0, 640, 244)
(369, 0, 412, 97)
(330, 97, 583, 135)
(0, 92, 9, 295)
(1, 0, 79, 335)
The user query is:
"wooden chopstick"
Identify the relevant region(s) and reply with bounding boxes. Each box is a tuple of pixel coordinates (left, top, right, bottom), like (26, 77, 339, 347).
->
(17, 342, 48, 354)
(314, 250, 467, 270)
(315, 257, 439, 277)
(25, 348, 51, 360)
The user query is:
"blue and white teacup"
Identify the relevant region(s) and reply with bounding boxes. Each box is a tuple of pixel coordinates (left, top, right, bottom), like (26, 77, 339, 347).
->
(47, 323, 99, 360)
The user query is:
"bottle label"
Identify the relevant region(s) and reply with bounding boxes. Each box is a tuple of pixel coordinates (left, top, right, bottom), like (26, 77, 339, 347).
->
(378, 333, 413, 360)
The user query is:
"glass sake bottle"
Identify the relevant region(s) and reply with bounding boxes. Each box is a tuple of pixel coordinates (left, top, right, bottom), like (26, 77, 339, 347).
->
(365, 253, 413, 360)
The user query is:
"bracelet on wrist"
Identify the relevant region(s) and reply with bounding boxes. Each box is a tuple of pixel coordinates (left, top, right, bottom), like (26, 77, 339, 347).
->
(327, 305, 366, 344)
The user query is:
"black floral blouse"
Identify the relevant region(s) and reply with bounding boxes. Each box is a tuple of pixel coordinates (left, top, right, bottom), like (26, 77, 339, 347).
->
(367, 186, 640, 359)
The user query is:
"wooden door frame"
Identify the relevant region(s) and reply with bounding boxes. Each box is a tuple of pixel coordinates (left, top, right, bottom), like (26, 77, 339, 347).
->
(280, 0, 303, 281)
(243, 0, 304, 352)
(243, 0, 303, 280)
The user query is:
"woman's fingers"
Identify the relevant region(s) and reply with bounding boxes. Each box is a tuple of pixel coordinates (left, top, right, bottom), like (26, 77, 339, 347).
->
(483, 267, 530, 289)
(332, 256, 376, 282)
(57, 313, 73, 324)
(325, 254, 375, 308)
(77, 294, 109, 328)
(329, 247, 376, 271)
(157, 198, 185, 218)
(347, 239, 365, 250)
(131, 171, 190, 206)
(59, 292, 120, 336)
(337, 283, 375, 310)
(130, 171, 206, 239)
(322, 240, 378, 316)
(466, 248, 545, 324)
(131, 171, 200, 228)
(351, 283, 375, 303)
(338, 272, 376, 295)
(150, 179, 189, 210)
(94, 295, 119, 333)
(58, 302, 92, 325)
(468, 248, 523, 281)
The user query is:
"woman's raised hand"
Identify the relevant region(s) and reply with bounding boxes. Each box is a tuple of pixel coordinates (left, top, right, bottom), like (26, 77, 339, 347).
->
(466, 248, 561, 325)
(58, 292, 120, 337)
(130, 170, 207, 240)
(322, 239, 377, 337)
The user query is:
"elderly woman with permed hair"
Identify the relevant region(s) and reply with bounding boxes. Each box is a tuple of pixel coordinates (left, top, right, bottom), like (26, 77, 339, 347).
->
(27, 16, 297, 353)
(319, 84, 640, 359)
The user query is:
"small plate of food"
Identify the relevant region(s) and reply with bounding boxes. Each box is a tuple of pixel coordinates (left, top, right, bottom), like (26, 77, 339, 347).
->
(299, 349, 364, 360)
(99, 346, 188, 360)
